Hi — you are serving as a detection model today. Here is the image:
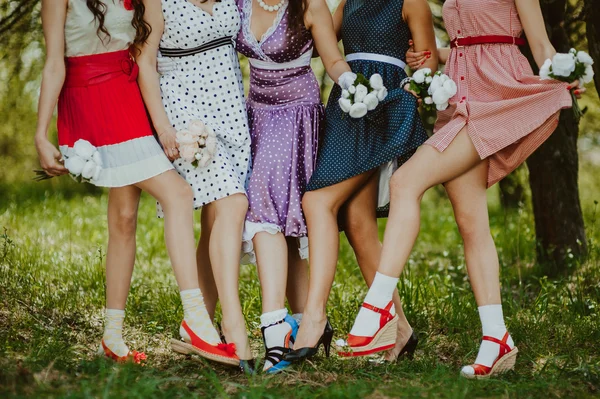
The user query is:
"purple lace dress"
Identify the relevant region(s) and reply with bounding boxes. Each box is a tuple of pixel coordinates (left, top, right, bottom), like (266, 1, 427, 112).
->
(236, 0, 324, 260)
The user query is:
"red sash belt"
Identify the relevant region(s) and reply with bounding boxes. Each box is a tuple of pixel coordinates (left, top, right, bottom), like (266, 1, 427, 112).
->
(64, 49, 139, 88)
(450, 35, 526, 48)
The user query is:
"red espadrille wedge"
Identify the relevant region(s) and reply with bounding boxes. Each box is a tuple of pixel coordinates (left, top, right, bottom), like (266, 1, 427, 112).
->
(338, 301, 398, 357)
(460, 332, 518, 379)
(170, 321, 240, 366)
(99, 340, 147, 364)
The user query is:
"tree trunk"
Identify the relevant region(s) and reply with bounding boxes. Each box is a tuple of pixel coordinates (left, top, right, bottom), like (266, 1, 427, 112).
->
(585, 0, 600, 94)
(498, 170, 525, 209)
(524, 0, 587, 276)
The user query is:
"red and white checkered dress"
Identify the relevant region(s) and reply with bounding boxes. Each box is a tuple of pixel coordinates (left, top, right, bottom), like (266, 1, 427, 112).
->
(426, 0, 573, 187)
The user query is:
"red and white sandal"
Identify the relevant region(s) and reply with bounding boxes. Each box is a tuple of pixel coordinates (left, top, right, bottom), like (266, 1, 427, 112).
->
(99, 340, 147, 364)
(170, 321, 240, 366)
(460, 332, 518, 379)
(338, 301, 398, 357)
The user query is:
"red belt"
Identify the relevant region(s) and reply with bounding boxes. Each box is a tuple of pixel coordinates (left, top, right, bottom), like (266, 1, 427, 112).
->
(450, 35, 526, 48)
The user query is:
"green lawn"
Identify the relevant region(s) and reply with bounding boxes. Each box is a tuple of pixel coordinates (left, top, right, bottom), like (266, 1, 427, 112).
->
(1, 160, 600, 398)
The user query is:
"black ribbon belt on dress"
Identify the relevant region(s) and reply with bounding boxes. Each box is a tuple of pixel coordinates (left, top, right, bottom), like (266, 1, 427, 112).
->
(159, 36, 233, 58)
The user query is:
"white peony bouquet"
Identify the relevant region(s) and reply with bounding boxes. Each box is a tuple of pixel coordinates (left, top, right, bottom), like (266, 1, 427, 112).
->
(35, 139, 103, 183)
(408, 68, 457, 112)
(176, 120, 217, 168)
(539, 48, 594, 118)
(338, 73, 388, 119)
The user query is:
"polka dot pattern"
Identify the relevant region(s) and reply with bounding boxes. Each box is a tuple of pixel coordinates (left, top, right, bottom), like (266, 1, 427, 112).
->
(157, 0, 251, 215)
(235, 0, 323, 238)
(306, 0, 428, 217)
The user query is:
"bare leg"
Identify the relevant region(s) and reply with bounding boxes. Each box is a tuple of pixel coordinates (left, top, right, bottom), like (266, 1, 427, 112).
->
(341, 173, 412, 360)
(254, 231, 289, 313)
(294, 171, 376, 349)
(197, 208, 219, 320)
(378, 128, 481, 279)
(203, 194, 252, 360)
(445, 161, 501, 307)
(105, 186, 141, 309)
(285, 237, 309, 315)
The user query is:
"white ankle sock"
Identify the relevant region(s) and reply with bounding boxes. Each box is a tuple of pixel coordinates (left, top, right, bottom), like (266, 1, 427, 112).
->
(349, 272, 398, 337)
(461, 304, 515, 375)
(102, 309, 129, 357)
(260, 308, 288, 327)
(179, 288, 221, 345)
(261, 309, 293, 371)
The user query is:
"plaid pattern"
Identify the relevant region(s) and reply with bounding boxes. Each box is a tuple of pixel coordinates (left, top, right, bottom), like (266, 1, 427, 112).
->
(426, 0, 573, 187)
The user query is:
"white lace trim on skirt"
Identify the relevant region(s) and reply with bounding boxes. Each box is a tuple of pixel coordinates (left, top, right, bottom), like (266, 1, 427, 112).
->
(241, 220, 309, 264)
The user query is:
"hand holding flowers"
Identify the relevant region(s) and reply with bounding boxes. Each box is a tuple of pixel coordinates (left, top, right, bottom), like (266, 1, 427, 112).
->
(539, 48, 593, 118)
(406, 68, 457, 111)
(35, 139, 103, 183)
(176, 120, 218, 168)
(338, 72, 388, 119)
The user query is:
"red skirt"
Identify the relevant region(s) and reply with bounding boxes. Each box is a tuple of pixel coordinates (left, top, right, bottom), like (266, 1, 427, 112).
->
(58, 50, 172, 187)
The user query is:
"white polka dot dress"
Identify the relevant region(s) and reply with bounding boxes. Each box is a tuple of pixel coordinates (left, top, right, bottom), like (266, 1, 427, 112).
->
(157, 0, 251, 216)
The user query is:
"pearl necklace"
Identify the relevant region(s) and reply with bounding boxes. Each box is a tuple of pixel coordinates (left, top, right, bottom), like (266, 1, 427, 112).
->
(257, 0, 285, 12)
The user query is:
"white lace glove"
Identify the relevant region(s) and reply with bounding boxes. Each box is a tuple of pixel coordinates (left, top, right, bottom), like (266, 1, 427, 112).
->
(157, 54, 177, 75)
(338, 71, 357, 90)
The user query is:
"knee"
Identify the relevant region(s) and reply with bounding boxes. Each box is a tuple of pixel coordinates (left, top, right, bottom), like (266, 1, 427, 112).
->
(173, 179, 194, 206)
(389, 168, 420, 202)
(454, 208, 490, 243)
(302, 191, 336, 216)
(110, 206, 138, 237)
(228, 194, 249, 217)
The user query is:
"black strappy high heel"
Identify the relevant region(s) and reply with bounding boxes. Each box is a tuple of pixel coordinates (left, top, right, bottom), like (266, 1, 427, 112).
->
(396, 331, 418, 360)
(283, 320, 334, 362)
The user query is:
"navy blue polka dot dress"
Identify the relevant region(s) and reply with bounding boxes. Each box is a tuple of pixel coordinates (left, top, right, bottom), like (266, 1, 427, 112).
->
(306, 0, 428, 216)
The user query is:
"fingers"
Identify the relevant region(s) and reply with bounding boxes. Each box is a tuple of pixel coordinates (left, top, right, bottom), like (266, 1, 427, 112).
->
(574, 88, 586, 99)
(164, 147, 179, 161)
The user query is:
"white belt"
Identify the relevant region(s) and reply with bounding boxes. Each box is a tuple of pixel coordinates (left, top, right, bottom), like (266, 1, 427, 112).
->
(346, 52, 407, 69)
(249, 50, 312, 70)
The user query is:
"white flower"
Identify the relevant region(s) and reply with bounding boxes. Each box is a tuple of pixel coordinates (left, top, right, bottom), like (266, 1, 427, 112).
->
(442, 79, 458, 97)
(341, 89, 350, 99)
(412, 69, 426, 84)
(363, 92, 380, 111)
(425, 76, 433, 84)
(376, 87, 388, 101)
(436, 101, 449, 111)
(369, 74, 384, 90)
(64, 155, 86, 176)
(551, 52, 576, 77)
(432, 87, 451, 106)
(92, 151, 103, 167)
(338, 98, 352, 113)
(338, 71, 357, 90)
(195, 152, 202, 160)
(354, 84, 368, 103)
(348, 85, 356, 94)
(176, 129, 199, 145)
(576, 51, 594, 66)
(73, 139, 96, 161)
(349, 102, 368, 118)
(539, 59, 552, 80)
(81, 160, 97, 180)
(424, 96, 433, 105)
(335, 339, 348, 347)
(92, 165, 102, 182)
(428, 74, 443, 95)
(188, 120, 206, 135)
(582, 64, 594, 85)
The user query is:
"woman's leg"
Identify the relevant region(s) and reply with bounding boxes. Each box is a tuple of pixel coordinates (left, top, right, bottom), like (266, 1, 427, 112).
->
(102, 186, 141, 356)
(341, 173, 413, 360)
(294, 171, 376, 349)
(285, 237, 309, 316)
(444, 161, 514, 375)
(196, 208, 219, 320)
(350, 128, 481, 338)
(136, 171, 222, 346)
(202, 193, 252, 360)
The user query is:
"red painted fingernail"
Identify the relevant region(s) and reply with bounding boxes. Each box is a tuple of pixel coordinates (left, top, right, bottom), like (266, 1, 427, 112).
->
(427, 55, 431, 58)
(575, 90, 580, 95)
(566, 85, 571, 90)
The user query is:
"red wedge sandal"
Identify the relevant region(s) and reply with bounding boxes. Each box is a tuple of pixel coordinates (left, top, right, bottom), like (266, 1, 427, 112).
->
(170, 320, 240, 366)
(338, 301, 398, 357)
(460, 332, 518, 379)
(99, 340, 147, 364)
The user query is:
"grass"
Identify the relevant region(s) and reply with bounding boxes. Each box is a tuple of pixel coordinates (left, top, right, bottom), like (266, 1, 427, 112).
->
(1, 157, 600, 398)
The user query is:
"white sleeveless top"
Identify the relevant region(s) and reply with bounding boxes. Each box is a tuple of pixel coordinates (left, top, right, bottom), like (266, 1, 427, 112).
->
(65, 0, 135, 57)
